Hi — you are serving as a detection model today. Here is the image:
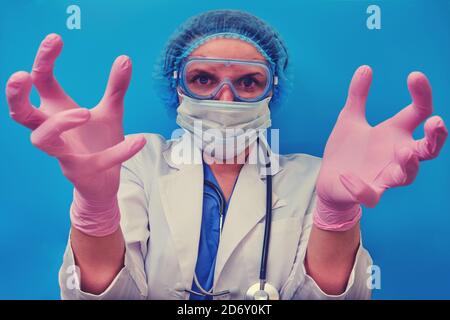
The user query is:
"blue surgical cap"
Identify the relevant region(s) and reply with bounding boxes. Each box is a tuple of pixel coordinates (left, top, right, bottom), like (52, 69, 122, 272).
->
(153, 9, 290, 112)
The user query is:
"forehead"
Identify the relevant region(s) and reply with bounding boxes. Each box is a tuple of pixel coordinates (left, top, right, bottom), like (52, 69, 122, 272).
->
(189, 38, 266, 62)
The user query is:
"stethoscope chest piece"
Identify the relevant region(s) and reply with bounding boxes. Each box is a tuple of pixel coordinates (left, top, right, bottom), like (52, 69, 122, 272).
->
(245, 282, 279, 300)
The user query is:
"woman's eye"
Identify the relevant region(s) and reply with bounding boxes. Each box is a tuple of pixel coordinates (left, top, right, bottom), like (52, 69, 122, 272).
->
(189, 73, 215, 86)
(238, 76, 259, 88)
(197, 75, 210, 85)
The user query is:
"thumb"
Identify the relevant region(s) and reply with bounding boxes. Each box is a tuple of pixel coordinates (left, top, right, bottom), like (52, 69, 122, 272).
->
(339, 172, 381, 208)
(373, 147, 419, 189)
(81, 135, 147, 173)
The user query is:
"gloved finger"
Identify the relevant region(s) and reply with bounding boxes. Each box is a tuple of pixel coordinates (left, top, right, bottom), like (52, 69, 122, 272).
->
(343, 65, 372, 121)
(339, 172, 381, 208)
(6, 71, 47, 130)
(374, 147, 419, 189)
(397, 147, 420, 185)
(30, 108, 91, 155)
(388, 72, 433, 133)
(79, 135, 146, 173)
(31, 33, 68, 100)
(99, 55, 132, 110)
(414, 115, 448, 161)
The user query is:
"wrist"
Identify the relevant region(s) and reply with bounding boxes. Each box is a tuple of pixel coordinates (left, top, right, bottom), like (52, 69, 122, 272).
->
(70, 189, 120, 237)
(313, 196, 362, 232)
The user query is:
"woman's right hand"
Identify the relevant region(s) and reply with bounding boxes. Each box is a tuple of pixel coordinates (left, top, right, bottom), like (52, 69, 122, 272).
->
(6, 34, 146, 289)
(6, 33, 146, 204)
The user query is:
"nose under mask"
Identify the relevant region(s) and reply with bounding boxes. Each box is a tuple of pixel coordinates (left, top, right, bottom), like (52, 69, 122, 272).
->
(175, 92, 272, 160)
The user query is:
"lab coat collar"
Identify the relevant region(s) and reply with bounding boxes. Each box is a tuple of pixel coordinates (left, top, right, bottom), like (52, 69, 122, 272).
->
(160, 134, 286, 290)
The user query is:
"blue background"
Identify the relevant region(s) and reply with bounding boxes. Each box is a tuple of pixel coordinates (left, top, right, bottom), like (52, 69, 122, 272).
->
(0, 0, 449, 299)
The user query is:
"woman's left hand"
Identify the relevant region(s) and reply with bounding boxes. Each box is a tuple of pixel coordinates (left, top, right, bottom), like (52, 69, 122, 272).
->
(314, 65, 448, 231)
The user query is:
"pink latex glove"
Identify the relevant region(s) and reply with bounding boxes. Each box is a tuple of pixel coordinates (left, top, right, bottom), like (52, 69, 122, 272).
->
(314, 65, 448, 231)
(6, 34, 146, 237)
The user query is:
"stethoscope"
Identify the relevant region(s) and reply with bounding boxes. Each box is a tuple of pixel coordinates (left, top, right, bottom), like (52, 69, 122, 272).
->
(185, 139, 280, 300)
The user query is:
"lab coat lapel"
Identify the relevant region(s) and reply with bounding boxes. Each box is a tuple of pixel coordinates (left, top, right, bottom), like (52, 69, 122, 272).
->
(159, 143, 203, 288)
(213, 163, 266, 288)
(213, 150, 286, 288)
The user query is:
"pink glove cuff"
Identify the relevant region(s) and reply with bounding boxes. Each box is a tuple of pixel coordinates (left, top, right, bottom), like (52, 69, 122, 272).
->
(70, 189, 121, 237)
(313, 197, 362, 232)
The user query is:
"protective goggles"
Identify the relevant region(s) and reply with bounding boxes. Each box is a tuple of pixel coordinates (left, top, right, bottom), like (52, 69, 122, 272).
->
(174, 57, 278, 102)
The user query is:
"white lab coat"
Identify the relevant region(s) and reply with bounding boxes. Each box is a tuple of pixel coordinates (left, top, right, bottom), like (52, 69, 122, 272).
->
(59, 133, 373, 300)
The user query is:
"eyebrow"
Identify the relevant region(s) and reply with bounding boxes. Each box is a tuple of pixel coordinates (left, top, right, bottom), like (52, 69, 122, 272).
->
(190, 54, 266, 62)
(186, 68, 217, 75)
(239, 72, 266, 78)
(186, 69, 266, 79)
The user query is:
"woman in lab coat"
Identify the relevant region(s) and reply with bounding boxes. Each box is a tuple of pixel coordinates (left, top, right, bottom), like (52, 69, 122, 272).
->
(5, 10, 447, 300)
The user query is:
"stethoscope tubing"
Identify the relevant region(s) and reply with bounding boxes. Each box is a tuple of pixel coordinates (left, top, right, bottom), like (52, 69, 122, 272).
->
(260, 160, 272, 281)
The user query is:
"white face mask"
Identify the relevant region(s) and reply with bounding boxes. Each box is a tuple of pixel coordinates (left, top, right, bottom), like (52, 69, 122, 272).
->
(175, 92, 272, 161)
